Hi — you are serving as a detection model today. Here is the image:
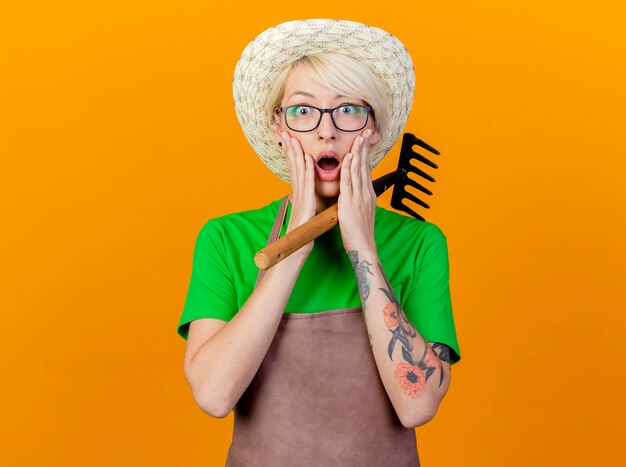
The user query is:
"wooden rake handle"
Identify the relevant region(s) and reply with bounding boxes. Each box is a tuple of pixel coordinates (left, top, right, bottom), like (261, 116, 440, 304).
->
(254, 203, 338, 270)
(253, 158, 415, 270)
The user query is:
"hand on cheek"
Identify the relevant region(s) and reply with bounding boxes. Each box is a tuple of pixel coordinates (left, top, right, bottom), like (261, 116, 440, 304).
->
(338, 129, 377, 253)
(279, 132, 316, 255)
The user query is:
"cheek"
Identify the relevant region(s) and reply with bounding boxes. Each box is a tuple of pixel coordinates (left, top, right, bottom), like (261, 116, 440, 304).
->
(291, 134, 316, 153)
(342, 135, 361, 150)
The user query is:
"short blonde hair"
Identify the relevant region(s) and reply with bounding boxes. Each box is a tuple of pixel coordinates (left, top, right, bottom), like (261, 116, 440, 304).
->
(266, 53, 389, 140)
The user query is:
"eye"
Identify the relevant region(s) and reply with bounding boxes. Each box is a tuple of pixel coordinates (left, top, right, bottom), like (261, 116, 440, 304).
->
(287, 105, 312, 117)
(338, 105, 363, 115)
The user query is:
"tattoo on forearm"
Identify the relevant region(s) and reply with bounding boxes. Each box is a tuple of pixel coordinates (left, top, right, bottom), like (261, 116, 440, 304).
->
(432, 343, 450, 386)
(348, 250, 373, 305)
(432, 343, 450, 364)
(377, 263, 448, 398)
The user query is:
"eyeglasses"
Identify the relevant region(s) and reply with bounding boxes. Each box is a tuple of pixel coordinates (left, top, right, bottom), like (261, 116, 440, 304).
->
(278, 104, 373, 132)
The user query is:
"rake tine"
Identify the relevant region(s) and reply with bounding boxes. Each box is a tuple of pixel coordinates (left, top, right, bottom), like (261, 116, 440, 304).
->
(407, 162, 436, 183)
(396, 201, 425, 221)
(403, 176, 433, 196)
(412, 136, 440, 155)
(412, 151, 439, 170)
(397, 188, 431, 209)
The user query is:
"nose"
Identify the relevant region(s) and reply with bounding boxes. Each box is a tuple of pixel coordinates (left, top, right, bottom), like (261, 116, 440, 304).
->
(317, 112, 337, 140)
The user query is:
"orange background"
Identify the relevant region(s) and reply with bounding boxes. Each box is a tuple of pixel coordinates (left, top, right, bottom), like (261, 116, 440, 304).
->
(1, 1, 625, 466)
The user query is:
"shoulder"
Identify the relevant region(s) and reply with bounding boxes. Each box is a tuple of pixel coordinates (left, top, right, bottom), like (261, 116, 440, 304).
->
(375, 205, 446, 245)
(198, 198, 283, 240)
(374, 206, 450, 276)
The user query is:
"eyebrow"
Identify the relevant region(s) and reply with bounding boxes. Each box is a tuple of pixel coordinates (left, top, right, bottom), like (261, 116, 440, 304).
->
(287, 91, 347, 100)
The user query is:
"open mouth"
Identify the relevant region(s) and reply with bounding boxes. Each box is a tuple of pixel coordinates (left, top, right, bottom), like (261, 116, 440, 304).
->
(317, 156, 340, 171)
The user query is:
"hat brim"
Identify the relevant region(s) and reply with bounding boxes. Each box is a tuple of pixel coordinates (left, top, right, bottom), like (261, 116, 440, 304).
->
(233, 19, 415, 182)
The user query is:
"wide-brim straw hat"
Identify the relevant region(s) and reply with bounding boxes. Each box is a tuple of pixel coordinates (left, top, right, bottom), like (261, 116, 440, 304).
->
(233, 19, 415, 182)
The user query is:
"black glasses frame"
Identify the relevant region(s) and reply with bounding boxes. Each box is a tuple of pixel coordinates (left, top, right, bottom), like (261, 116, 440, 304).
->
(278, 104, 373, 132)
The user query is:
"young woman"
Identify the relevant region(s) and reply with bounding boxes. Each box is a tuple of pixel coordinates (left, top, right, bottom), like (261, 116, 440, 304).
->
(177, 19, 461, 466)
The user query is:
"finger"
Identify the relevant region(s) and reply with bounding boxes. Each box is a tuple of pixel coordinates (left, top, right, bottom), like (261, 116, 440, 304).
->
(285, 134, 306, 201)
(304, 153, 316, 203)
(290, 138, 308, 203)
(290, 137, 306, 189)
(340, 153, 353, 197)
(360, 130, 374, 196)
(281, 131, 298, 191)
(351, 136, 363, 196)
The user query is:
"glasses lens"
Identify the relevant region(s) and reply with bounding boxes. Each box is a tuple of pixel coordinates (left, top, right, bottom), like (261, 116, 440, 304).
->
(284, 106, 321, 132)
(283, 105, 369, 132)
(332, 105, 369, 131)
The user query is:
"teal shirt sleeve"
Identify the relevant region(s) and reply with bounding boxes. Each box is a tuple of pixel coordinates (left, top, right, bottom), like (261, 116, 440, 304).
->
(402, 224, 461, 364)
(177, 219, 238, 340)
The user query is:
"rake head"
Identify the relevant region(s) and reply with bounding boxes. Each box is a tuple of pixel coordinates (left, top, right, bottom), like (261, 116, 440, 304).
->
(372, 133, 440, 221)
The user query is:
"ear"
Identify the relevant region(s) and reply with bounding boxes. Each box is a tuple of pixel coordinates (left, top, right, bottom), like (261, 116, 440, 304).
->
(271, 113, 283, 145)
(368, 128, 382, 145)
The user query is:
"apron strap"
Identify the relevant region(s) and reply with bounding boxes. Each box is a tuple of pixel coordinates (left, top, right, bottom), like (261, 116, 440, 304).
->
(254, 196, 289, 289)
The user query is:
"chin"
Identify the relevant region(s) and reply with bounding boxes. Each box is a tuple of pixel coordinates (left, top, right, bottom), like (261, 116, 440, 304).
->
(315, 181, 340, 200)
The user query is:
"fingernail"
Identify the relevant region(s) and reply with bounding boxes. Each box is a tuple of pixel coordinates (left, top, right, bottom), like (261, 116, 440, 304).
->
(358, 136, 363, 144)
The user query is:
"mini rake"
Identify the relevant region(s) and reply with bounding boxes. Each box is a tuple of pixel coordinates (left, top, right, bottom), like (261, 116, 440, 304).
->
(254, 133, 440, 270)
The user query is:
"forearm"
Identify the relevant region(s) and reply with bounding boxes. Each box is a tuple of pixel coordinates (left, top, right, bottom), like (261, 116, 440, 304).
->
(349, 247, 451, 428)
(185, 252, 307, 417)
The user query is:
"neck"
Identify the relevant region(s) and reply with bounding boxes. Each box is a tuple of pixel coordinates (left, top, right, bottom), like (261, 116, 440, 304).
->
(316, 195, 337, 213)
